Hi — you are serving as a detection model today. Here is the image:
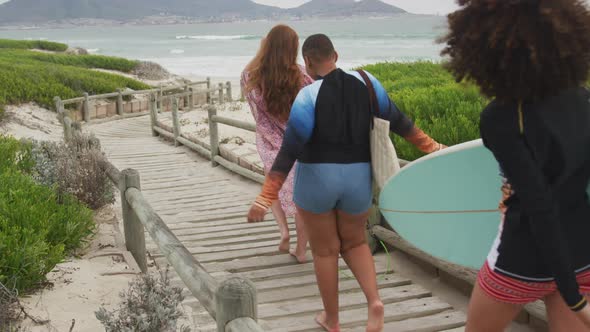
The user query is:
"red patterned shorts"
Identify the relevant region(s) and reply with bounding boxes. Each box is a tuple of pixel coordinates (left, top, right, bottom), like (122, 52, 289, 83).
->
(478, 262, 590, 305)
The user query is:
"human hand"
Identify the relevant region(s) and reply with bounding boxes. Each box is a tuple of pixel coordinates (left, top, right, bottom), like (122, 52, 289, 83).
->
(575, 303, 590, 329)
(247, 203, 267, 223)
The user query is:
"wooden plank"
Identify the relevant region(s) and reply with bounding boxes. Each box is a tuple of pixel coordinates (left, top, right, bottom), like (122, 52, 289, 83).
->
(212, 260, 349, 282)
(177, 227, 282, 243)
(266, 297, 452, 332)
(183, 230, 292, 248)
(167, 218, 276, 233)
(259, 275, 410, 304)
(204, 253, 306, 273)
(258, 285, 431, 320)
(172, 222, 279, 237)
(346, 311, 466, 332)
(153, 199, 252, 215)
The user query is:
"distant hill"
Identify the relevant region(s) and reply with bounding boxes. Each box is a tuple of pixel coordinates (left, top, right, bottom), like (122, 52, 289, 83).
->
(289, 0, 406, 17)
(0, 0, 279, 24)
(0, 0, 405, 25)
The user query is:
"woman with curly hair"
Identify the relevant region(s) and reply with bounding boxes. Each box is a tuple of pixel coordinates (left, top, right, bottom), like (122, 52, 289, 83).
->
(441, 0, 590, 330)
(241, 25, 312, 263)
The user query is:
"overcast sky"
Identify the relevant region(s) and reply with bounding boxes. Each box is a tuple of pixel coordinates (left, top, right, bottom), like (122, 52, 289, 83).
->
(253, 0, 459, 15)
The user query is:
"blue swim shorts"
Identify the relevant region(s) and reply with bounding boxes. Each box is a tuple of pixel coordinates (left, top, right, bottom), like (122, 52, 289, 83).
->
(293, 162, 372, 215)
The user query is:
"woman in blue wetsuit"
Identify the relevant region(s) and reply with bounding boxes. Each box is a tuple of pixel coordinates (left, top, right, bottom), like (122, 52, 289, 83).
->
(247, 34, 444, 332)
(441, 0, 590, 330)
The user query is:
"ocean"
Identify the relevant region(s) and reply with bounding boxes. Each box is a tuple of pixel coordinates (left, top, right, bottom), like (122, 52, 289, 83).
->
(0, 15, 447, 82)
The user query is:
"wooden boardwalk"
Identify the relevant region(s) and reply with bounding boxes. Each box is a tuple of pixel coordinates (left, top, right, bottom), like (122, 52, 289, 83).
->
(88, 115, 466, 332)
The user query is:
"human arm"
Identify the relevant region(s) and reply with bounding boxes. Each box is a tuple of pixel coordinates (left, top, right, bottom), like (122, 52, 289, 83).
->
(365, 71, 445, 153)
(480, 105, 585, 311)
(247, 87, 316, 222)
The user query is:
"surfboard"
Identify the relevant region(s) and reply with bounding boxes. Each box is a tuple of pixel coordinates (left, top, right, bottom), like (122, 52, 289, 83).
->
(379, 139, 502, 270)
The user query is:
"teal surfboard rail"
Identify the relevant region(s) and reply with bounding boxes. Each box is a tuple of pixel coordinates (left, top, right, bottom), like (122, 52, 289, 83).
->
(379, 140, 502, 269)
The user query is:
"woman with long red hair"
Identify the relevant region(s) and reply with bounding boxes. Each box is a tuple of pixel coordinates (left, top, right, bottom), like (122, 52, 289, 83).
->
(240, 25, 312, 262)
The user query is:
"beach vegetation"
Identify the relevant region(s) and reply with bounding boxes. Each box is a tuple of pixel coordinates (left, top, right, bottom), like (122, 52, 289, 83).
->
(0, 39, 68, 52)
(0, 135, 97, 294)
(0, 43, 150, 110)
(96, 270, 191, 332)
(363, 62, 488, 161)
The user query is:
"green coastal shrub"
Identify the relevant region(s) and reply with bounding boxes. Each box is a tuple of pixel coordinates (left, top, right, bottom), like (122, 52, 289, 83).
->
(0, 135, 95, 293)
(0, 39, 68, 52)
(362, 62, 488, 161)
(2, 50, 140, 73)
(0, 50, 150, 109)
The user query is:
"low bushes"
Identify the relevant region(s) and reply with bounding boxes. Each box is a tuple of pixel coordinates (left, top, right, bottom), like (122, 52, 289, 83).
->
(0, 41, 150, 109)
(0, 39, 68, 52)
(0, 132, 114, 294)
(0, 136, 95, 292)
(31, 133, 115, 209)
(362, 62, 488, 161)
(2, 49, 141, 73)
(96, 271, 190, 332)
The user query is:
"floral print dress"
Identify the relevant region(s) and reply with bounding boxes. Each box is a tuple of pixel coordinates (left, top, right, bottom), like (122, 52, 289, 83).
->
(240, 66, 313, 217)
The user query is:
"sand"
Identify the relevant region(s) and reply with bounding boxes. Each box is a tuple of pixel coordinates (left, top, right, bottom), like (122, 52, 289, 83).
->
(0, 104, 63, 142)
(17, 206, 137, 332)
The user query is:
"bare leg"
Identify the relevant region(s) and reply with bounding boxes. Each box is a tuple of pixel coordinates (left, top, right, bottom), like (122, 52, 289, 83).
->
(336, 210, 383, 332)
(298, 207, 341, 332)
(289, 212, 309, 263)
(465, 282, 523, 332)
(545, 293, 590, 331)
(271, 200, 290, 252)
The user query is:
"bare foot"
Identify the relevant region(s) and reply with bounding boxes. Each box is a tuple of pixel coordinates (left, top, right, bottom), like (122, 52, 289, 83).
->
(289, 248, 307, 264)
(278, 236, 290, 253)
(366, 301, 384, 332)
(315, 311, 340, 332)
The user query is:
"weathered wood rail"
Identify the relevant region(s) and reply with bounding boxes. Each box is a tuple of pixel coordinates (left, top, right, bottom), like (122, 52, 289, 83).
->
(56, 78, 232, 122)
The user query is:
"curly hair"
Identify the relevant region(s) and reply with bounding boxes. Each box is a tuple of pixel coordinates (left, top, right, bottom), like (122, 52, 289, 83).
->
(441, 0, 590, 102)
(246, 25, 304, 121)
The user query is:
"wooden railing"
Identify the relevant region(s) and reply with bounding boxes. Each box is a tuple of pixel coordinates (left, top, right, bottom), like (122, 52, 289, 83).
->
(149, 94, 265, 184)
(54, 78, 232, 123)
(55, 90, 264, 332)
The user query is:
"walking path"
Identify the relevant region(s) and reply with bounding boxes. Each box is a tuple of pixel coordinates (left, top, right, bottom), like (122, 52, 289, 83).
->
(88, 115, 466, 331)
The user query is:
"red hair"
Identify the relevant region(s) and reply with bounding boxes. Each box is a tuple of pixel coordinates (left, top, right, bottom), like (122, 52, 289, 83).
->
(246, 25, 303, 121)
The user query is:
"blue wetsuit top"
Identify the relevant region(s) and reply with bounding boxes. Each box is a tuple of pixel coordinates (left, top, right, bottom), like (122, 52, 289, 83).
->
(271, 68, 414, 175)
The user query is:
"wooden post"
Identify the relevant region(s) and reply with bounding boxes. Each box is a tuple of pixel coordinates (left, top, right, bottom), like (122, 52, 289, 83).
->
(183, 85, 189, 108)
(149, 93, 158, 137)
(157, 85, 163, 113)
(119, 169, 148, 273)
(188, 87, 194, 109)
(215, 277, 258, 332)
(206, 77, 212, 104)
(83, 92, 90, 122)
(116, 89, 124, 115)
(208, 105, 219, 166)
(218, 83, 225, 104)
(172, 98, 181, 146)
(63, 116, 73, 141)
(226, 81, 233, 102)
(54, 96, 64, 124)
